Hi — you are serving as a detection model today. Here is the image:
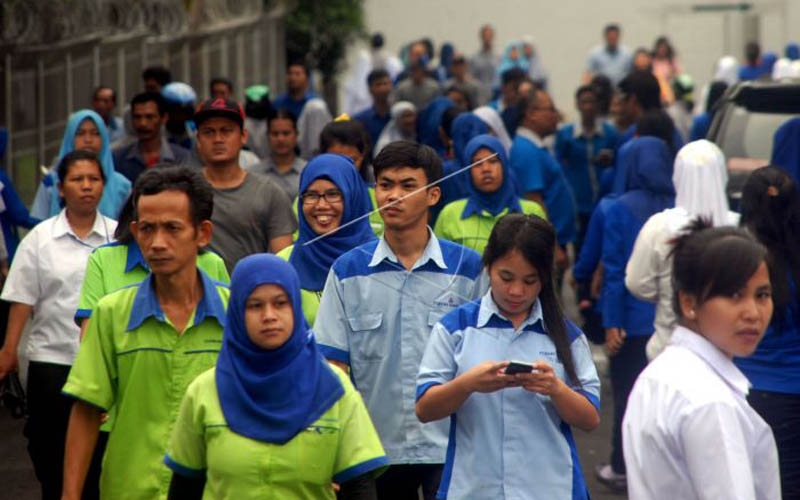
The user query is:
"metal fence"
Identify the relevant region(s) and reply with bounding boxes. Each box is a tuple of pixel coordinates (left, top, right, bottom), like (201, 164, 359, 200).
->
(0, 0, 289, 204)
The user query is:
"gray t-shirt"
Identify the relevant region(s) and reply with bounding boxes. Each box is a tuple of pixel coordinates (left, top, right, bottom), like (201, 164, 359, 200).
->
(245, 156, 307, 201)
(208, 172, 297, 272)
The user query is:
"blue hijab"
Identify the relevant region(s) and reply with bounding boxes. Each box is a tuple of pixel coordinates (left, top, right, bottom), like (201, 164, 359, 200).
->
(771, 117, 800, 184)
(462, 135, 521, 218)
(290, 154, 375, 291)
(614, 137, 675, 221)
(451, 114, 489, 167)
(786, 43, 800, 61)
(417, 97, 455, 157)
(46, 110, 131, 218)
(216, 254, 345, 444)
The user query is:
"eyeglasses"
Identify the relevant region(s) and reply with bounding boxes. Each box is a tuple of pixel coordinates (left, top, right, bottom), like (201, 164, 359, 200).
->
(301, 190, 343, 205)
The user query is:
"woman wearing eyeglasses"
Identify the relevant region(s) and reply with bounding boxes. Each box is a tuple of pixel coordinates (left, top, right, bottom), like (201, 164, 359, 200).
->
(277, 154, 376, 325)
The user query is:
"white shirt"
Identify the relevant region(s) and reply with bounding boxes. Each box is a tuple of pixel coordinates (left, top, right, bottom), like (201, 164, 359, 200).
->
(623, 326, 780, 500)
(1, 210, 116, 365)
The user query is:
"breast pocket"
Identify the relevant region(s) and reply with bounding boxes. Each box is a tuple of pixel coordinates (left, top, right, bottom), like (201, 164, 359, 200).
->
(347, 313, 386, 362)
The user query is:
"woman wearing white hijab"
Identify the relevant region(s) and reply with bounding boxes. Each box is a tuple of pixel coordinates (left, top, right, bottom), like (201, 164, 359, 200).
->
(373, 101, 416, 156)
(625, 140, 740, 360)
(297, 98, 333, 159)
(473, 106, 512, 154)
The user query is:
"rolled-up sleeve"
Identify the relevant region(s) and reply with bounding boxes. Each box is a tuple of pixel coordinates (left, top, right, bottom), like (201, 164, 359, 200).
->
(416, 322, 459, 401)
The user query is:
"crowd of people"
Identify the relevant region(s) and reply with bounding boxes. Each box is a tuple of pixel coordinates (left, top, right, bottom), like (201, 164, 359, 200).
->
(0, 19, 798, 500)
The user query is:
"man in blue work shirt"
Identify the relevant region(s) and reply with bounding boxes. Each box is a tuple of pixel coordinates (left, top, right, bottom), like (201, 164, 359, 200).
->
(354, 68, 393, 150)
(272, 61, 319, 118)
(510, 88, 577, 269)
(314, 141, 484, 500)
(555, 84, 618, 246)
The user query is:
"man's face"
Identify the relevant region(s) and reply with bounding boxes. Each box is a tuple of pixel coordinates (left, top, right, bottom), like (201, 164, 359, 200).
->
(287, 65, 308, 93)
(196, 116, 246, 167)
(451, 60, 467, 80)
(447, 89, 468, 110)
(577, 91, 598, 121)
(268, 118, 298, 156)
(481, 26, 494, 46)
(131, 190, 212, 277)
(92, 88, 115, 119)
(375, 166, 439, 231)
(618, 92, 639, 125)
(144, 78, 162, 93)
(369, 76, 392, 103)
(605, 29, 620, 50)
(211, 83, 232, 100)
(525, 91, 559, 137)
(132, 101, 166, 142)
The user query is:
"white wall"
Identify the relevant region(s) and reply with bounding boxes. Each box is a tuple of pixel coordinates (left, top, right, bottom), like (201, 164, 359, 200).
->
(343, 0, 798, 121)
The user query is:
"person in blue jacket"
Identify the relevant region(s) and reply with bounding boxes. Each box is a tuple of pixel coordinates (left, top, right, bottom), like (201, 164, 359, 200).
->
(30, 110, 131, 220)
(596, 136, 675, 490)
(770, 117, 800, 184)
(0, 128, 40, 261)
(417, 96, 456, 158)
(736, 166, 800, 496)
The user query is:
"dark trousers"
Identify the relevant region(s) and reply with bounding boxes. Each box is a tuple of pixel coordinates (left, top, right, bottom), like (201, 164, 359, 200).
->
(748, 390, 800, 499)
(608, 335, 649, 474)
(25, 361, 73, 500)
(375, 464, 443, 500)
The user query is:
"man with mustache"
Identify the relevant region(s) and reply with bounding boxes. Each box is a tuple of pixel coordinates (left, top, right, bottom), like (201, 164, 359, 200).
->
(113, 92, 189, 184)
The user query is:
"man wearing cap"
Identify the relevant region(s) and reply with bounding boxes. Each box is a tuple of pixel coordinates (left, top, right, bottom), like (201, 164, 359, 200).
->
(193, 97, 296, 272)
(113, 92, 190, 184)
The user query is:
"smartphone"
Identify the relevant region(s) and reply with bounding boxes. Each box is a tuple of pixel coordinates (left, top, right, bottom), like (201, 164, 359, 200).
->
(504, 361, 537, 375)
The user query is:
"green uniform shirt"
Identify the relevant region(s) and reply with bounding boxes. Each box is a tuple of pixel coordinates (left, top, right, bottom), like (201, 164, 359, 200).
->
(291, 186, 384, 241)
(76, 242, 230, 323)
(433, 198, 547, 255)
(165, 365, 388, 500)
(63, 271, 230, 500)
(276, 245, 321, 326)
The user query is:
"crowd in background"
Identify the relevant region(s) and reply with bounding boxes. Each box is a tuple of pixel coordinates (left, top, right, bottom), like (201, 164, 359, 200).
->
(0, 18, 798, 500)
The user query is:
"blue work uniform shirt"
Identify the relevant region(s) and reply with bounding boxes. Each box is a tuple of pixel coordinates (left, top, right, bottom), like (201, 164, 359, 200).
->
(314, 230, 485, 464)
(273, 89, 319, 118)
(353, 106, 391, 151)
(417, 292, 600, 500)
(112, 138, 189, 184)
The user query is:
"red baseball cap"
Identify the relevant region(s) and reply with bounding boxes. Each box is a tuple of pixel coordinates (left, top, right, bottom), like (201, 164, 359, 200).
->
(194, 98, 245, 128)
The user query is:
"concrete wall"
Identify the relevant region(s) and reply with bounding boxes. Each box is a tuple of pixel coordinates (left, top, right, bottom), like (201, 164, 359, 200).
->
(346, 0, 798, 121)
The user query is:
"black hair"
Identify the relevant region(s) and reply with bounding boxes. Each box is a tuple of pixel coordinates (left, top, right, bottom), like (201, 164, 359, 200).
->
(618, 70, 661, 111)
(287, 60, 309, 75)
(420, 38, 435, 59)
(142, 66, 172, 87)
(367, 68, 391, 87)
(131, 92, 168, 116)
(483, 213, 580, 385)
(132, 166, 214, 227)
(209, 77, 233, 95)
(114, 194, 136, 244)
(604, 23, 620, 35)
(445, 84, 474, 110)
(319, 120, 372, 180)
(372, 140, 442, 185)
(633, 47, 653, 71)
(501, 67, 526, 87)
(57, 149, 105, 185)
(745, 42, 761, 64)
(706, 81, 728, 113)
(637, 109, 676, 154)
(244, 91, 276, 121)
(575, 84, 597, 100)
(590, 74, 612, 115)
(268, 109, 298, 131)
(440, 108, 462, 139)
(740, 166, 800, 320)
(653, 36, 674, 60)
(371, 32, 384, 49)
(92, 86, 116, 103)
(671, 217, 768, 319)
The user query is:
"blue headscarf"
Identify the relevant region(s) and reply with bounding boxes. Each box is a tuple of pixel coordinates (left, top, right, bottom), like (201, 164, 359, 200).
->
(45, 110, 131, 218)
(451, 113, 489, 167)
(499, 42, 529, 74)
(786, 43, 800, 61)
(771, 117, 800, 184)
(417, 97, 455, 157)
(462, 135, 521, 218)
(216, 254, 345, 444)
(290, 154, 375, 291)
(614, 137, 675, 221)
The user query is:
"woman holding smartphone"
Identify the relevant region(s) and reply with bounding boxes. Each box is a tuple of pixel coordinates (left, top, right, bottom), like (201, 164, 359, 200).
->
(416, 213, 601, 500)
(622, 219, 780, 499)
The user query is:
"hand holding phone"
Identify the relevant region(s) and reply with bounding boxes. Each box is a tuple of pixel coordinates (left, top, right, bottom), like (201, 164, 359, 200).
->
(503, 361, 539, 375)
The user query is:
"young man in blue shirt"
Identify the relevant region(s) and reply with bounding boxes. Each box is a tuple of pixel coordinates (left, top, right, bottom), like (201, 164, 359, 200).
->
(354, 69, 393, 149)
(273, 61, 319, 118)
(314, 141, 484, 500)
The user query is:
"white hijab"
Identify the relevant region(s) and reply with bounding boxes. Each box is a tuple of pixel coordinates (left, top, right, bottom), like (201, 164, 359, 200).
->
(473, 106, 513, 154)
(713, 55, 739, 86)
(374, 101, 416, 156)
(297, 98, 332, 160)
(672, 140, 736, 228)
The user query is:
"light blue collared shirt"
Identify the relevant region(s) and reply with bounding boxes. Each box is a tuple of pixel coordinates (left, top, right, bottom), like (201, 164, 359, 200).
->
(314, 230, 485, 464)
(417, 291, 601, 500)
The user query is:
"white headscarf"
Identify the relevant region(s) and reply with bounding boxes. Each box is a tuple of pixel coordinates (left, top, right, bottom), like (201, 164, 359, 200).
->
(713, 56, 739, 86)
(473, 106, 513, 154)
(672, 140, 734, 227)
(297, 98, 333, 159)
(374, 101, 416, 156)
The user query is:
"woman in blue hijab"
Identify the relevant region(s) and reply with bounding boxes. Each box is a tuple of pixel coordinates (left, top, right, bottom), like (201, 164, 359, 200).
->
(434, 135, 546, 254)
(416, 96, 455, 157)
(165, 254, 388, 500)
(30, 110, 131, 220)
(771, 117, 800, 184)
(596, 136, 675, 486)
(278, 153, 376, 325)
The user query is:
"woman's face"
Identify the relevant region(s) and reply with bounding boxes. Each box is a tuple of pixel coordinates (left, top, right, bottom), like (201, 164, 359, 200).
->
(73, 119, 103, 153)
(399, 110, 417, 136)
(470, 147, 504, 193)
(684, 261, 773, 358)
(244, 284, 295, 350)
(326, 142, 363, 170)
(488, 249, 541, 320)
(58, 159, 104, 215)
(301, 178, 344, 235)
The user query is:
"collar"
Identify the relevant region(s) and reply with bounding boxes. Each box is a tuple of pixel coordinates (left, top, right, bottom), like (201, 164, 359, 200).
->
(670, 325, 751, 396)
(126, 269, 227, 331)
(476, 289, 545, 332)
(516, 127, 544, 147)
(51, 209, 108, 240)
(265, 157, 304, 175)
(572, 119, 606, 139)
(125, 241, 149, 273)
(126, 137, 176, 163)
(368, 227, 447, 270)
